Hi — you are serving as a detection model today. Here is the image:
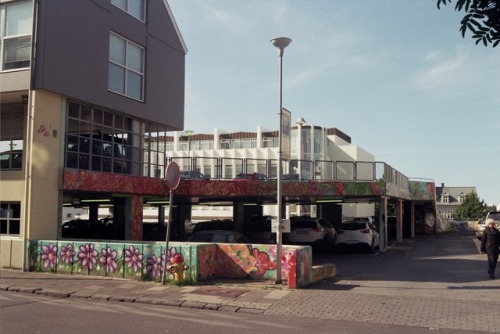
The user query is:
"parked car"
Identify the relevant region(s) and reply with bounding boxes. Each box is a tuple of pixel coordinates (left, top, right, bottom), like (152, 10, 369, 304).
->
(187, 230, 250, 243)
(286, 216, 336, 252)
(191, 219, 234, 235)
(335, 220, 380, 253)
(142, 223, 166, 241)
(486, 211, 500, 225)
(233, 172, 268, 181)
(474, 218, 487, 240)
(243, 215, 276, 244)
(61, 217, 113, 239)
(180, 170, 209, 180)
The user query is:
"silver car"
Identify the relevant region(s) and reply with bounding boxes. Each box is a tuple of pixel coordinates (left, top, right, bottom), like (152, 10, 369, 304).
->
(335, 220, 380, 253)
(286, 216, 336, 252)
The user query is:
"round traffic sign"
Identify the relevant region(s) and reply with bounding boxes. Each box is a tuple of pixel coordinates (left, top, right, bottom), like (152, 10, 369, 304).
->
(165, 162, 181, 190)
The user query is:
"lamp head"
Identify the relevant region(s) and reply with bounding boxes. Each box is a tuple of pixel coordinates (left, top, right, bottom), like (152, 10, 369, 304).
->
(296, 117, 306, 126)
(270, 37, 292, 56)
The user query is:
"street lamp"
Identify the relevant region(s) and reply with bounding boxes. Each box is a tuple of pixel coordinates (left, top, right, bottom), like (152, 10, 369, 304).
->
(270, 36, 291, 284)
(185, 130, 193, 170)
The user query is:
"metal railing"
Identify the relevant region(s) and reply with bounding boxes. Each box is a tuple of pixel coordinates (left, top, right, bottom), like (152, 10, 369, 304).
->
(168, 156, 409, 188)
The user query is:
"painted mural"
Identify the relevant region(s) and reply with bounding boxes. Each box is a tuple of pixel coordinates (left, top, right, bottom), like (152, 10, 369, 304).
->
(28, 240, 311, 288)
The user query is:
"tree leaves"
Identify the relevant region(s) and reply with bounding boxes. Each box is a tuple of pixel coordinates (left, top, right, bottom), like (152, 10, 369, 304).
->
(437, 0, 500, 48)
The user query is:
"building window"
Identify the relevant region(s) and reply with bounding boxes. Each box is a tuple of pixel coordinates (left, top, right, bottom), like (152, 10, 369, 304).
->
(66, 101, 132, 174)
(0, 1, 32, 71)
(0, 202, 21, 235)
(458, 194, 466, 203)
(0, 104, 24, 170)
(111, 0, 146, 22)
(108, 32, 144, 101)
(442, 194, 449, 204)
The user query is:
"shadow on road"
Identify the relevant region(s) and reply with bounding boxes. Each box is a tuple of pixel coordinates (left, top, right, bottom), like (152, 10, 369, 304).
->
(311, 231, 496, 287)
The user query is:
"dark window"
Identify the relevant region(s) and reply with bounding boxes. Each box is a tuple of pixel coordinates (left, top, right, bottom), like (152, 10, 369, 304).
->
(0, 203, 21, 235)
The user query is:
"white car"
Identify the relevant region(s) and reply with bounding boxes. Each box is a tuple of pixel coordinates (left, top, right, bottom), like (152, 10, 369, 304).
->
(335, 220, 380, 253)
(286, 216, 336, 252)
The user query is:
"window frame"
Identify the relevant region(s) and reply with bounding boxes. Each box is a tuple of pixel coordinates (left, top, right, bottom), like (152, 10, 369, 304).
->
(0, 1, 33, 72)
(0, 202, 21, 236)
(111, 0, 146, 22)
(108, 32, 145, 101)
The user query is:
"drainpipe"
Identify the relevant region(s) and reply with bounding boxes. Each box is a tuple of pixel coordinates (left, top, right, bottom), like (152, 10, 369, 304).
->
(22, 0, 39, 272)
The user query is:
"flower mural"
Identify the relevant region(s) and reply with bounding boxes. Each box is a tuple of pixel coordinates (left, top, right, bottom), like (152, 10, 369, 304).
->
(164, 247, 178, 271)
(41, 243, 58, 269)
(77, 243, 98, 272)
(99, 247, 118, 274)
(28, 240, 310, 287)
(124, 245, 143, 273)
(60, 244, 75, 265)
(146, 254, 163, 279)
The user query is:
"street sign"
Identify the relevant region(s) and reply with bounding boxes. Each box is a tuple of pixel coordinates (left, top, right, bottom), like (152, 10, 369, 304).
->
(165, 162, 180, 190)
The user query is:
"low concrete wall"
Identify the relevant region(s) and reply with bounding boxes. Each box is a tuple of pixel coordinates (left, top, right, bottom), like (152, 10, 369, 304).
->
(25, 240, 314, 288)
(311, 263, 337, 284)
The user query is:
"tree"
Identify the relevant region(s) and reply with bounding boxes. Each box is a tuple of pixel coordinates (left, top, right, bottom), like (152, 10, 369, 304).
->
(452, 192, 488, 219)
(437, 0, 500, 47)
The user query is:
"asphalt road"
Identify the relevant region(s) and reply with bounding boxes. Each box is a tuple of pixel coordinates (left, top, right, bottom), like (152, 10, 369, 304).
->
(1, 230, 499, 333)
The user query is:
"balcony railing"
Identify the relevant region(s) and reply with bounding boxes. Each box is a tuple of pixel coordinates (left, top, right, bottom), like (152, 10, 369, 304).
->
(168, 157, 409, 189)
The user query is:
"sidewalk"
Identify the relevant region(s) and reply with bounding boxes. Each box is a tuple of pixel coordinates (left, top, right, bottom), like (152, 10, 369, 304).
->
(0, 269, 291, 314)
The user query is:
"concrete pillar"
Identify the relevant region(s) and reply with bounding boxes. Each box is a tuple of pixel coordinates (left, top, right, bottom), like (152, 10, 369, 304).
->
(397, 199, 404, 243)
(170, 205, 192, 241)
(410, 201, 415, 238)
(317, 203, 343, 230)
(233, 202, 263, 233)
(129, 195, 142, 241)
(379, 197, 388, 252)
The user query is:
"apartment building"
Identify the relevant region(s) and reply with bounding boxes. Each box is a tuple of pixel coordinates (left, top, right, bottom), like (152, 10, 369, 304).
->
(0, 0, 186, 268)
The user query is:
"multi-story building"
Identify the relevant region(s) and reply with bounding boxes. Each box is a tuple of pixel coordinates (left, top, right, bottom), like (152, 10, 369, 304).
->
(435, 183, 477, 219)
(160, 122, 376, 220)
(1, 0, 186, 268)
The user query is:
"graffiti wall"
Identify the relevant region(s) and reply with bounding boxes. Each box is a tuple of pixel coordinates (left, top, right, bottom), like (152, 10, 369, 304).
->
(28, 240, 311, 288)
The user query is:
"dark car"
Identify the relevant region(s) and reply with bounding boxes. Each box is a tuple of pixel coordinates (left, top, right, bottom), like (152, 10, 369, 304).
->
(61, 217, 113, 239)
(233, 172, 268, 181)
(191, 219, 234, 235)
(180, 170, 209, 180)
(142, 223, 166, 241)
(243, 215, 276, 244)
(187, 230, 250, 243)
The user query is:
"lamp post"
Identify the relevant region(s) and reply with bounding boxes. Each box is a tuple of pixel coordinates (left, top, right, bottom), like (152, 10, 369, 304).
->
(185, 130, 193, 170)
(270, 36, 291, 284)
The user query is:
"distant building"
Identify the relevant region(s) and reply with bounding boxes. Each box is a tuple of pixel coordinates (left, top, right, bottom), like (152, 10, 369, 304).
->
(163, 123, 375, 219)
(435, 183, 477, 219)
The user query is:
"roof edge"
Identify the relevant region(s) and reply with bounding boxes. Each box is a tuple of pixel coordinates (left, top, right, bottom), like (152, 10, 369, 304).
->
(163, 0, 188, 54)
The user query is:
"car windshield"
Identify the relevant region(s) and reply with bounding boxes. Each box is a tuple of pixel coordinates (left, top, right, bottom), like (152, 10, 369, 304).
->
(340, 222, 366, 231)
(291, 220, 317, 229)
(489, 213, 500, 221)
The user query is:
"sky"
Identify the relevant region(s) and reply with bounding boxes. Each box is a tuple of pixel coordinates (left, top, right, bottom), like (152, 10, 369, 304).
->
(167, 0, 500, 206)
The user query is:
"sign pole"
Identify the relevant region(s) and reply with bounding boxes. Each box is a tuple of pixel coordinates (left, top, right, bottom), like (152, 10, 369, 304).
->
(162, 162, 180, 285)
(162, 188, 174, 285)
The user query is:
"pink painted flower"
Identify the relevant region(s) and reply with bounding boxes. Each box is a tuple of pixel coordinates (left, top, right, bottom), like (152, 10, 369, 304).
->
(124, 245, 143, 273)
(41, 243, 58, 269)
(164, 247, 178, 270)
(77, 243, 98, 271)
(60, 244, 75, 264)
(99, 247, 118, 274)
(146, 254, 163, 279)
